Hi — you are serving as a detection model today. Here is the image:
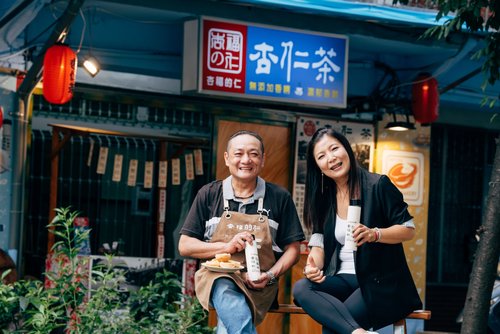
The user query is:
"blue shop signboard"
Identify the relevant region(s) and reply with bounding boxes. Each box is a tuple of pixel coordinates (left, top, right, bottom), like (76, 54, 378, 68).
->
(183, 17, 349, 108)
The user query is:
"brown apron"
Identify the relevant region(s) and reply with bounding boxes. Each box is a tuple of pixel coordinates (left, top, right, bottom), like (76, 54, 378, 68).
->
(195, 198, 278, 325)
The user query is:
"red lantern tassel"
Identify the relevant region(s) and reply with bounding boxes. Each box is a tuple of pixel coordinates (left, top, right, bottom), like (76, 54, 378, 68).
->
(43, 44, 77, 104)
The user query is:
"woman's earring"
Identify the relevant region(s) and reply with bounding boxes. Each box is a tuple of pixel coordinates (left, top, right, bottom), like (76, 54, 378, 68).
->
(321, 173, 324, 194)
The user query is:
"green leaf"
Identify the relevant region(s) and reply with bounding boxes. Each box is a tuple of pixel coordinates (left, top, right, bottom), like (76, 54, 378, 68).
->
(19, 296, 29, 310)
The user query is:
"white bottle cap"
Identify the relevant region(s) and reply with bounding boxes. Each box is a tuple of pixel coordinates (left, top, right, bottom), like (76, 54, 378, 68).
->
(347, 205, 361, 222)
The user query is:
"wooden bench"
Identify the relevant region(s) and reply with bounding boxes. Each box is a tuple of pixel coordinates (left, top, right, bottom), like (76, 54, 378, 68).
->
(268, 304, 431, 334)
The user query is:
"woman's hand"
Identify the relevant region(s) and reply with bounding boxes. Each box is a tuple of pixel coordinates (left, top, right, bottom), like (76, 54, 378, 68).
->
(303, 257, 325, 283)
(353, 224, 377, 246)
(224, 232, 254, 253)
(355, 224, 416, 244)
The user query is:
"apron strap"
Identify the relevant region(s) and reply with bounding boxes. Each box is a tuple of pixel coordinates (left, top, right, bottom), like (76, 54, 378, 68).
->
(257, 198, 265, 222)
(223, 199, 231, 219)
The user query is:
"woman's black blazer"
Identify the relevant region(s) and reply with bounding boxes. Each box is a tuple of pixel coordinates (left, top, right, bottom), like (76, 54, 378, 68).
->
(323, 168, 423, 330)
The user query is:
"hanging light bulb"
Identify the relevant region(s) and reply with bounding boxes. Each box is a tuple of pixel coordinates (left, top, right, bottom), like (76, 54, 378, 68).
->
(385, 121, 416, 131)
(83, 56, 100, 77)
(385, 110, 416, 131)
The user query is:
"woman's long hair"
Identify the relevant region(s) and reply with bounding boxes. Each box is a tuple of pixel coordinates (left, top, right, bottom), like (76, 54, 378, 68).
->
(303, 127, 360, 232)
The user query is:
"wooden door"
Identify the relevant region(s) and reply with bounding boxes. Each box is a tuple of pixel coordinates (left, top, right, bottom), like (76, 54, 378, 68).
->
(215, 119, 291, 188)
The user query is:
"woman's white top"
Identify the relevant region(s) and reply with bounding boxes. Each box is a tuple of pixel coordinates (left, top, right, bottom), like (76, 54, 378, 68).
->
(334, 215, 356, 274)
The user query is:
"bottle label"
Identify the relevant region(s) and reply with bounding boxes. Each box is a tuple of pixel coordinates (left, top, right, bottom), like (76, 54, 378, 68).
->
(344, 221, 357, 251)
(345, 204, 361, 251)
(245, 241, 261, 281)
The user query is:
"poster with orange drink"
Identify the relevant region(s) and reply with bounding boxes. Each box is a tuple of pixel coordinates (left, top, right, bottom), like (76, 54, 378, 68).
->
(382, 150, 424, 206)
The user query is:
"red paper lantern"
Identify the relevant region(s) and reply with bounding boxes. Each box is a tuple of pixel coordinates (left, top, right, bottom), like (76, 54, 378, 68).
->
(43, 44, 77, 104)
(412, 73, 439, 125)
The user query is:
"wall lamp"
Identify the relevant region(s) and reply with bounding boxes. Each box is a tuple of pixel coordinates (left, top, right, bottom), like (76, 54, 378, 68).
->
(82, 56, 100, 77)
(385, 111, 416, 131)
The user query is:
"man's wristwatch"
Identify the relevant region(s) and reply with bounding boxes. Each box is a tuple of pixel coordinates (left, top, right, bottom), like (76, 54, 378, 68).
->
(265, 271, 277, 286)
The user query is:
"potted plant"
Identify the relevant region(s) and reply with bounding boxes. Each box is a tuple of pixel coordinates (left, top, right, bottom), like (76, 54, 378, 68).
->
(0, 207, 213, 334)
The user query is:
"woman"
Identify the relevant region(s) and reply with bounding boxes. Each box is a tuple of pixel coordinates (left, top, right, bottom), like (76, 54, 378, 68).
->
(292, 127, 422, 334)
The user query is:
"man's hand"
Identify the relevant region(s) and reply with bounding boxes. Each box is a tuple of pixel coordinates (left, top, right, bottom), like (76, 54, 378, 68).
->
(243, 272, 268, 290)
(224, 232, 254, 253)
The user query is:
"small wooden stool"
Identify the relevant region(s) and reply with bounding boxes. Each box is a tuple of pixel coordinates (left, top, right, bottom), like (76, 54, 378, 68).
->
(392, 309, 432, 334)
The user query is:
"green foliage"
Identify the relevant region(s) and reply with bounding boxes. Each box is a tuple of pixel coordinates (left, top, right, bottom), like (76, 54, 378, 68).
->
(129, 270, 183, 320)
(0, 207, 214, 334)
(417, 0, 500, 93)
(17, 279, 65, 334)
(0, 271, 19, 330)
(129, 270, 214, 334)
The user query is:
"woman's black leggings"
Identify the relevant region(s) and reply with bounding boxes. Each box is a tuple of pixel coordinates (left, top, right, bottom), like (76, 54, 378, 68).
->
(292, 274, 371, 334)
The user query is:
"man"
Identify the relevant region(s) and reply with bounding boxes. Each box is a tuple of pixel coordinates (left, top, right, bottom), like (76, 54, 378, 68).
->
(179, 130, 304, 334)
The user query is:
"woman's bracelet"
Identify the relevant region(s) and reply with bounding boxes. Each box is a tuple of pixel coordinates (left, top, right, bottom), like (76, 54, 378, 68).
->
(373, 227, 381, 242)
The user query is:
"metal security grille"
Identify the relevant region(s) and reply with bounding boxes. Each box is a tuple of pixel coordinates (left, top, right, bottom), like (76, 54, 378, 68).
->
(25, 130, 52, 277)
(425, 125, 498, 332)
(27, 131, 159, 258)
(25, 94, 212, 279)
(427, 125, 495, 285)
